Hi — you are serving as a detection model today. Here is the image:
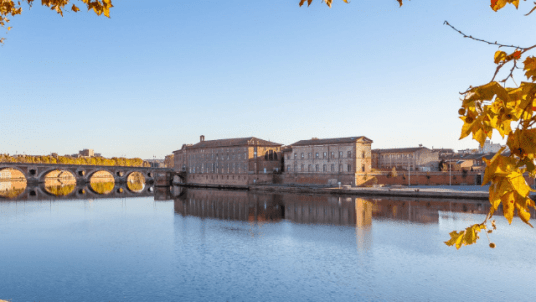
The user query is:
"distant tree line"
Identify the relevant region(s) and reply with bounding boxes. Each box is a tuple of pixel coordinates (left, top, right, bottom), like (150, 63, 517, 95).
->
(0, 154, 150, 167)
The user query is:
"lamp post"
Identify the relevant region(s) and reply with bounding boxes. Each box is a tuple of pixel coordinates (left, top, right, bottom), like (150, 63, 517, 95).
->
(449, 161, 452, 186)
(409, 158, 411, 186)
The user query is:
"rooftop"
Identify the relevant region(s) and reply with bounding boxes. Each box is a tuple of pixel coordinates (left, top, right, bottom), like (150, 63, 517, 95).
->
(174, 137, 281, 152)
(372, 147, 429, 153)
(290, 136, 372, 147)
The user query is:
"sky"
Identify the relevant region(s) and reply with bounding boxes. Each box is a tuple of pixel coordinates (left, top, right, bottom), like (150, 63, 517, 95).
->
(1, 0, 535, 159)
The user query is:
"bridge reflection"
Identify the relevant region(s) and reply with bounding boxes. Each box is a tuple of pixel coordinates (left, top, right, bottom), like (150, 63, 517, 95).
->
(0, 182, 155, 201)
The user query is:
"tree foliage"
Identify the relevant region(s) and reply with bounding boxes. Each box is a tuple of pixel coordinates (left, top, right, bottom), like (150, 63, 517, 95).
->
(0, 0, 112, 43)
(0, 154, 149, 167)
(444, 2, 536, 249)
(304, 0, 536, 249)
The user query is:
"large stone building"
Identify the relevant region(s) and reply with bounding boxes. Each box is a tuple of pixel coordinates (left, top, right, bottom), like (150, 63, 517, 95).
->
(173, 136, 282, 186)
(79, 149, 94, 157)
(371, 146, 439, 172)
(282, 136, 373, 186)
(478, 140, 503, 154)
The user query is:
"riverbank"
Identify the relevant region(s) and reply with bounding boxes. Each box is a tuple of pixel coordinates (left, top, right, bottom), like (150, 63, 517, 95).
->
(175, 183, 536, 200)
(248, 184, 536, 200)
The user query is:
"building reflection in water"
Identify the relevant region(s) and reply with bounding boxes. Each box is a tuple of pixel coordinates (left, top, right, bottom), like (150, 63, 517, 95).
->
(170, 187, 535, 247)
(0, 180, 27, 198)
(174, 189, 283, 223)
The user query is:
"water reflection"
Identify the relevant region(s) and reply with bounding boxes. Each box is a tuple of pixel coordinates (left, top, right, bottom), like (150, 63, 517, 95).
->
(45, 184, 76, 196)
(0, 168, 27, 198)
(44, 169, 76, 196)
(0, 180, 27, 198)
(127, 172, 145, 192)
(0, 183, 154, 201)
(89, 171, 115, 194)
(89, 182, 115, 194)
(170, 187, 536, 226)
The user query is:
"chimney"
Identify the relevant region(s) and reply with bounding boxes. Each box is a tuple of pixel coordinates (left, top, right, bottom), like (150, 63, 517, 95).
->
(200, 135, 205, 142)
(419, 144, 423, 147)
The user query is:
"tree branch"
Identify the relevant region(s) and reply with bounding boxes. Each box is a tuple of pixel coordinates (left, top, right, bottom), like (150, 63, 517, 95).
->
(444, 20, 532, 50)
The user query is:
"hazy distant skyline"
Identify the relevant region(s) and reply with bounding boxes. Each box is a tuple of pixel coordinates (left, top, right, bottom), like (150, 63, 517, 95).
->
(1, 0, 533, 158)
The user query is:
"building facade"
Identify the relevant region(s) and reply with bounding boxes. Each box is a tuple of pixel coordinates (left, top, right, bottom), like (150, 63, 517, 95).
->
(79, 149, 94, 157)
(282, 136, 373, 186)
(173, 136, 282, 186)
(479, 140, 503, 154)
(372, 146, 439, 171)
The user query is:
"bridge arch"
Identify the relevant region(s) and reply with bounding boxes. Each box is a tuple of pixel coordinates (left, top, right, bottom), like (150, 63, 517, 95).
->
(0, 166, 28, 181)
(126, 171, 145, 193)
(37, 167, 77, 183)
(84, 168, 112, 182)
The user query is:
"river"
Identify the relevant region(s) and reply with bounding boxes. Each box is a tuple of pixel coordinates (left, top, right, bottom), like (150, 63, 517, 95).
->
(0, 184, 535, 301)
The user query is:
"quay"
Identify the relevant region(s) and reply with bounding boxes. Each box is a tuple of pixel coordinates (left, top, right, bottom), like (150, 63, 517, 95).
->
(170, 182, 536, 201)
(249, 184, 494, 200)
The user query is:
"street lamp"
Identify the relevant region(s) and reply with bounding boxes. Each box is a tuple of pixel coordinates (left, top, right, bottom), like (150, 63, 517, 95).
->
(449, 161, 452, 186)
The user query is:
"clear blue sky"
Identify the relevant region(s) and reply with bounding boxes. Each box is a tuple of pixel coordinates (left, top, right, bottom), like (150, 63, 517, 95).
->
(1, 0, 534, 159)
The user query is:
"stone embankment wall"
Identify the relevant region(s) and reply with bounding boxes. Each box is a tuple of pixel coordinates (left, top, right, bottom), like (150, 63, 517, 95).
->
(184, 173, 274, 188)
(356, 171, 536, 187)
(274, 173, 356, 186)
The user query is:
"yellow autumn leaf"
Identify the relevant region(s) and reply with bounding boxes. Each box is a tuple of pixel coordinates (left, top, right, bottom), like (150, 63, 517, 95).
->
(506, 129, 536, 158)
(514, 197, 535, 227)
(494, 50, 507, 64)
(473, 128, 487, 147)
(72, 4, 80, 12)
(491, 0, 508, 11)
(524, 57, 536, 82)
(463, 82, 510, 107)
(445, 224, 486, 249)
(501, 191, 516, 224)
(508, 171, 533, 198)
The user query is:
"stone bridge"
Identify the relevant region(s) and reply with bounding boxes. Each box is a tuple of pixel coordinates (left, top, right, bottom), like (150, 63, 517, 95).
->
(1, 183, 156, 202)
(0, 162, 172, 185)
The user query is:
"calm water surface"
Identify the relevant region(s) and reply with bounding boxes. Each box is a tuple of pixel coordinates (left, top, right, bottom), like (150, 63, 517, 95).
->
(1, 186, 535, 301)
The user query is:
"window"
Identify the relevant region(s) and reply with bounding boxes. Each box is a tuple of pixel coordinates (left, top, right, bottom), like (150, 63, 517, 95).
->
(348, 164, 352, 172)
(301, 153, 304, 158)
(308, 164, 312, 172)
(331, 152, 334, 158)
(323, 164, 326, 172)
(348, 151, 352, 158)
(339, 164, 342, 172)
(339, 151, 343, 158)
(287, 154, 290, 160)
(315, 164, 319, 172)
(331, 164, 335, 171)
(287, 165, 291, 171)
(315, 153, 319, 158)
(294, 153, 297, 159)
(323, 152, 327, 158)
(301, 164, 304, 171)
(362, 165, 365, 172)
(308, 153, 311, 159)
(362, 151, 365, 158)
